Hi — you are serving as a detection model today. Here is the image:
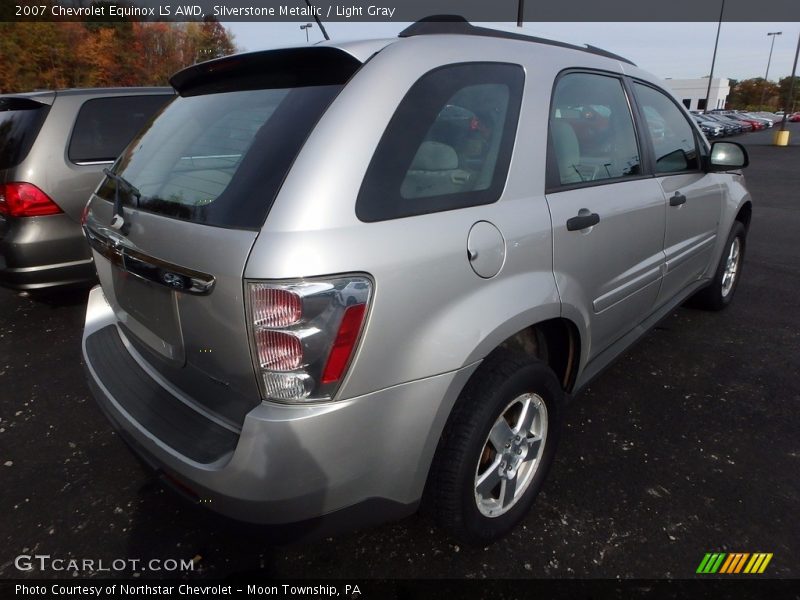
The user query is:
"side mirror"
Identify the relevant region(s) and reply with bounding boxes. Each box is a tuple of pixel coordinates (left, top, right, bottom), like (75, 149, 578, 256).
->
(708, 141, 749, 171)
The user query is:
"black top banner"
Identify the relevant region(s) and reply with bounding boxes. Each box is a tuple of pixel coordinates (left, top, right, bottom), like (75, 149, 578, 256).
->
(5, 0, 800, 22)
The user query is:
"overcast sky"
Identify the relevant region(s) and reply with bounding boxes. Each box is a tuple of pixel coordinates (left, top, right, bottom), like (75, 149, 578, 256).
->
(225, 21, 800, 82)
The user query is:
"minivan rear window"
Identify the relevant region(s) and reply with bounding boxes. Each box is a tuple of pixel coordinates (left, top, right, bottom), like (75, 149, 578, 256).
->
(0, 98, 50, 170)
(68, 95, 173, 164)
(96, 51, 358, 230)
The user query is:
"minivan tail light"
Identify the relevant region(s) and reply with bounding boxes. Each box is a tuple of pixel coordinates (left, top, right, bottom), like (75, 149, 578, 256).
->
(0, 183, 62, 217)
(246, 277, 372, 403)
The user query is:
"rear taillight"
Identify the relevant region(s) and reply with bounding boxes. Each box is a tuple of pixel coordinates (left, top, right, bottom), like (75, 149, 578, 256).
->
(322, 304, 367, 384)
(0, 183, 62, 217)
(246, 277, 372, 403)
(254, 330, 303, 371)
(250, 286, 303, 328)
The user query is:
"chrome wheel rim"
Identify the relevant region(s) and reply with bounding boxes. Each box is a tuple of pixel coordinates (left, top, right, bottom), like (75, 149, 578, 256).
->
(474, 393, 548, 518)
(721, 237, 741, 298)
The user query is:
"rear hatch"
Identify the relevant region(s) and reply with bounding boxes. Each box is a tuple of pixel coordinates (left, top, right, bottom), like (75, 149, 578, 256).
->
(83, 47, 362, 427)
(1, 96, 53, 235)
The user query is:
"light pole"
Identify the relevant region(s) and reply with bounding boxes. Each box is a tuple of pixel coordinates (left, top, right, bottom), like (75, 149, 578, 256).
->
(776, 31, 800, 145)
(703, 0, 725, 113)
(760, 31, 782, 109)
(300, 23, 313, 43)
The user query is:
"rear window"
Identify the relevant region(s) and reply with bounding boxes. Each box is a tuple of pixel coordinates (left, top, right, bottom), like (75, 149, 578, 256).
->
(0, 98, 50, 170)
(68, 95, 173, 164)
(96, 49, 360, 230)
(96, 86, 343, 229)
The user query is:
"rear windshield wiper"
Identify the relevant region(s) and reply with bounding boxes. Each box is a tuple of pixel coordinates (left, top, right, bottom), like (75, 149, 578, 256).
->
(103, 168, 141, 233)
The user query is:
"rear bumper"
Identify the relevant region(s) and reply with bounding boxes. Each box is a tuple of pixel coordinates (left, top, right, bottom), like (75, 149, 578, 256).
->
(82, 285, 477, 529)
(0, 213, 94, 289)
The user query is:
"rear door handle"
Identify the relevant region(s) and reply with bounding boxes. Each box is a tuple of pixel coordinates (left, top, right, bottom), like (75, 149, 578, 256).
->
(566, 212, 600, 231)
(670, 192, 687, 207)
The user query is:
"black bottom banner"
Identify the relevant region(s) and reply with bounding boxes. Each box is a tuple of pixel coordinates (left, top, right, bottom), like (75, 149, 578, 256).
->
(3, 579, 799, 600)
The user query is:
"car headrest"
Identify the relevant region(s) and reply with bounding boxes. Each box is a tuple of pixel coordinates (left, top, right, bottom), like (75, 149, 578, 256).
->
(550, 120, 581, 184)
(409, 141, 459, 171)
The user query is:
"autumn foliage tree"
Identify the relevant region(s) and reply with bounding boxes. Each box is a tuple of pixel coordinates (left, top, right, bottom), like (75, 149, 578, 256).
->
(777, 76, 800, 113)
(0, 15, 236, 93)
(727, 77, 781, 110)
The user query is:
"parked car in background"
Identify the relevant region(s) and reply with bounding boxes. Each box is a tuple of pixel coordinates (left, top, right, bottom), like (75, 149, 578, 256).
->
(726, 113, 764, 130)
(714, 113, 753, 132)
(753, 111, 778, 123)
(701, 113, 743, 135)
(81, 18, 753, 543)
(0, 88, 174, 291)
(788, 112, 800, 122)
(691, 114, 724, 138)
(741, 112, 773, 127)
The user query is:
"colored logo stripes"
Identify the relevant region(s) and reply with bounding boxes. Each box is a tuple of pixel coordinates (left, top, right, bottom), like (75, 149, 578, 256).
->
(697, 552, 773, 574)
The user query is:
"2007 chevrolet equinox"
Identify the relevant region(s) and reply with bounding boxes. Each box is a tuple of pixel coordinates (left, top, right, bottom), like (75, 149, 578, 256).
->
(81, 17, 752, 542)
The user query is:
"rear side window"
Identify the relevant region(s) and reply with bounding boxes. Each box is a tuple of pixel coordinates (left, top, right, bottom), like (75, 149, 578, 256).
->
(633, 83, 699, 174)
(0, 98, 50, 170)
(357, 63, 524, 222)
(68, 95, 173, 164)
(547, 72, 641, 188)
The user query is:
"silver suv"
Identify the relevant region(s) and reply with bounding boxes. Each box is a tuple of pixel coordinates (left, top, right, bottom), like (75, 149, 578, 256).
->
(81, 19, 752, 542)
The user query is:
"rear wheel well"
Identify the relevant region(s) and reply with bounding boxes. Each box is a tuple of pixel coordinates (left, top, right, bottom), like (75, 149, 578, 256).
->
(735, 202, 752, 233)
(495, 318, 580, 392)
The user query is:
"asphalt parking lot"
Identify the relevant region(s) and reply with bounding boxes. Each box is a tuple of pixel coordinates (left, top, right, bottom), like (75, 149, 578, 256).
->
(1, 125, 798, 581)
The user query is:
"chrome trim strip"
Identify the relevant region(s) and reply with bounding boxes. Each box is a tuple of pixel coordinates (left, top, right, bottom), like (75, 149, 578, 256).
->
(73, 160, 115, 166)
(83, 225, 215, 295)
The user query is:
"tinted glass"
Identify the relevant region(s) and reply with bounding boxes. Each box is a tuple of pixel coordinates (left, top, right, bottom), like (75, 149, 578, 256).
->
(634, 83, 699, 173)
(357, 63, 524, 222)
(549, 72, 641, 186)
(0, 98, 50, 170)
(68, 95, 173, 163)
(96, 85, 344, 229)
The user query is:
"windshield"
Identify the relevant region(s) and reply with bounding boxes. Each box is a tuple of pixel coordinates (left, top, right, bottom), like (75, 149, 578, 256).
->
(96, 84, 344, 230)
(0, 98, 50, 170)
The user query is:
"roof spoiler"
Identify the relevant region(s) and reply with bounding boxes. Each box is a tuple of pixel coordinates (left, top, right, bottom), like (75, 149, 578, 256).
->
(170, 47, 362, 97)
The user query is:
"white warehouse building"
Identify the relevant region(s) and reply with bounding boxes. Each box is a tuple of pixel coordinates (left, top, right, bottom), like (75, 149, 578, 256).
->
(663, 78, 730, 111)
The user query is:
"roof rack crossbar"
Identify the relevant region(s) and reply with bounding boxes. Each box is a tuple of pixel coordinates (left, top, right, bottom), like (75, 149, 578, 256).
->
(398, 16, 636, 67)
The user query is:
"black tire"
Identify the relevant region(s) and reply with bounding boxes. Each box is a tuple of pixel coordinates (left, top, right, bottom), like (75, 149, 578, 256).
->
(429, 351, 564, 543)
(692, 221, 746, 311)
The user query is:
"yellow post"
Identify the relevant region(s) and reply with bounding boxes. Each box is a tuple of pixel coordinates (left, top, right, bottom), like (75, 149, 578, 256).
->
(774, 130, 791, 146)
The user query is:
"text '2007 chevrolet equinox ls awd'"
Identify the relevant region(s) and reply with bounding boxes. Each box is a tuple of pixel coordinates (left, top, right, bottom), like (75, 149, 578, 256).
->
(81, 18, 752, 542)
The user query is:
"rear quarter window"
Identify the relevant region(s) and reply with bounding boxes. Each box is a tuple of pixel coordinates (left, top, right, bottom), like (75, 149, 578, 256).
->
(68, 95, 173, 164)
(356, 62, 524, 222)
(0, 98, 50, 170)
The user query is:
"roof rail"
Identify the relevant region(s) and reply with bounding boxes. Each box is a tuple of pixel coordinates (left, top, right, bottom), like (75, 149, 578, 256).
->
(398, 16, 636, 67)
